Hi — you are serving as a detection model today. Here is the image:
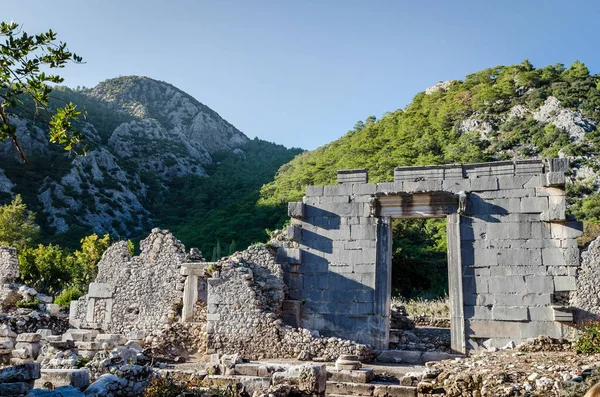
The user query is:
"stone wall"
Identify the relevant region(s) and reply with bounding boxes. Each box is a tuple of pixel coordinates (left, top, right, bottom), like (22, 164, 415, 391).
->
(0, 246, 19, 308)
(571, 236, 600, 323)
(71, 229, 190, 333)
(206, 244, 372, 361)
(280, 158, 582, 351)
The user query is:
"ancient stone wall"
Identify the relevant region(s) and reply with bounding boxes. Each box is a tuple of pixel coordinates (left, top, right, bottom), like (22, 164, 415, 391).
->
(280, 158, 582, 351)
(205, 244, 372, 361)
(71, 229, 189, 333)
(0, 247, 19, 308)
(571, 236, 600, 322)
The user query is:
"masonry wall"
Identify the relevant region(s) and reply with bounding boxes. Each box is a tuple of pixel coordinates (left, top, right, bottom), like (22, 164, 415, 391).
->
(71, 229, 189, 333)
(280, 159, 582, 351)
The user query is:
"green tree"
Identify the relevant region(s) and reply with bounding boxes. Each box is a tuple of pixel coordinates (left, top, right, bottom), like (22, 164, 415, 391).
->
(0, 21, 83, 163)
(70, 234, 111, 288)
(18, 243, 72, 295)
(228, 240, 237, 255)
(0, 195, 39, 249)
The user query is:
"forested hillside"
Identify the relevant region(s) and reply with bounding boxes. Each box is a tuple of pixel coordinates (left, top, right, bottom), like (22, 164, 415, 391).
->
(260, 60, 600, 219)
(259, 60, 600, 298)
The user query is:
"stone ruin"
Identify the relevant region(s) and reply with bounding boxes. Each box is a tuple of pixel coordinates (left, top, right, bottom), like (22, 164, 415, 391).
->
(68, 157, 598, 358)
(4, 157, 600, 396)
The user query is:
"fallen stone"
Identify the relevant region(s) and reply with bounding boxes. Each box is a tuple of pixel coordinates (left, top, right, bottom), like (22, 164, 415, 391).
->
(16, 333, 42, 343)
(0, 362, 41, 382)
(36, 369, 91, 391)
(31, 385, 85, 397)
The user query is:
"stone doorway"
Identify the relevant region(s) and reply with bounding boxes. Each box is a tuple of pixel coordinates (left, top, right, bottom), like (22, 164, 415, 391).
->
(377, 193, 465, 354)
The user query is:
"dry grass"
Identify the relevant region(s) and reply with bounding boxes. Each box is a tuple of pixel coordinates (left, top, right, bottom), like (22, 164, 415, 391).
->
(392, 295, 450, 318)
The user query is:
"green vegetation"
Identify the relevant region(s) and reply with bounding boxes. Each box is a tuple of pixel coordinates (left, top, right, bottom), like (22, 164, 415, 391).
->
(150, 138, 302, 257)
(392, 296, 450, 318)
(259, 60, 600, 297)
(575, 321, 600, 353)
(0, 195, 39, 249)
(0, 21, 83, 163)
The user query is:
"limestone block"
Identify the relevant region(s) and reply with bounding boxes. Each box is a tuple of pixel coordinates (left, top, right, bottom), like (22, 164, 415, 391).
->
(31, 385, 86, 397)
(469, 177, 499, 192)
(488, 276, 526, 294)
(442, 178, 471, 193)
(550, 222, 583, 239)
(394, 165, 444, 181)
(554, 276, 577, 292)
(552, 306, 573, 322)
(272, 364, 327, 394)
(324, 184, 353, 196)
(525, 276, 554, 293)
(17, 333, 42, 343)
(0, 382, 30, 395)
(546, 158, 568, 172)
(521, 197, 548, 213)
(528, 307, 553, 321)
(338, 169, 368, 184)
(276, 248, 302, 264)
(545, 172, 566, 187)
(377, 350, 422, 364)
(64, 330, 97, 342)
(353, 183, 376, 195)
(36, 369, 90, 391)
(543, 195, 566, 221)
(468, 320, 520, 338)
(95, 334, 126, 345)
(514, 159, 544, 175)
(288, 202, 306, 218)
(306, 185, 324, 197)
(328, 368, 375, 383)
(87, 283, 114, 299)
(0, 362, 41, 382)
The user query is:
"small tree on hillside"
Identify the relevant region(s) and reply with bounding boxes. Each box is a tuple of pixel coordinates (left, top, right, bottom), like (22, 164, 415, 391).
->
(0, 21, 83, 163)
(0, 194, 39, 249)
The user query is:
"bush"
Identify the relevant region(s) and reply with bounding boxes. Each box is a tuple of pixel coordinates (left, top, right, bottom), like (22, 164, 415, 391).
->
(15, 299, 40, 309)
(575, 321, 600, 353)
(54, 287, 83, 307)
(142, 377, 187, 397)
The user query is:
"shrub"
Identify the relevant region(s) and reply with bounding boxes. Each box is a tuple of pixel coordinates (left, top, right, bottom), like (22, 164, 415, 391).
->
(15, 299, 40, 309)
(574, 321, 600, 353)
(142, 377, 187, 397)
(55, 287, 83, 307)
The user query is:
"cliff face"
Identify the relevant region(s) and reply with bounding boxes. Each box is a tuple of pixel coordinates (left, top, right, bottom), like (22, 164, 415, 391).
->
(0, 76, 250, 237)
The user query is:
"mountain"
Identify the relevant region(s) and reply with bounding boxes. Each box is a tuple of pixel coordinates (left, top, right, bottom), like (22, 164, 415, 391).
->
(259, 60, 600, 223)
(0, 76, 301, 251)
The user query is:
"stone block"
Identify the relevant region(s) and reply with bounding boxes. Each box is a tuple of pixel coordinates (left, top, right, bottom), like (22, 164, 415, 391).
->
(328, 368, 374, 384)
(515, 159, 544, 175)
(353, 183, 376, 195)
(486, 222, 531, 240)
(544, 195, 566, 221)
(525, 276, 554, 293)
(545, 172, 566, 187)
(394, 165, 445, 181)
(542, 248, 566, 266)
(552, 306, 573, 322)
(496, 248, 541, 266)
(488, 276, 526, 294)
(519, 321, 561, 339)
(546, 158, 568, 172)
(288, 202, 306, 218)
(377, 350, 422, 364)
(521, 197, 548, 213)
(527, 307, 553, 321)
(350, 225, 377, 240)
(16, 333, 41, 343)
(497, 175, 534, 190)
(462, 276, 489, 294)
(468, 320, 520, 338)
(324, 184, 354, 196)
(64, 330, 98, 342)
(88, 283, 113, 299)
(306, 185, 324, 196)
(492, 306, 528, 321)
(442, 178, 471, 193)
(469, 177, 499, 192)
(95, 334, 126, 345)
(554, 276, 577, 292)
(550, 222, 583, 239)
(464, 305, 492, 320)
(0, 382, 30, 395)
(338, 169, 368, 184)
(0, 362, 41, 382)
(277, 248, 302, 264)
(36, 369, 90, 391)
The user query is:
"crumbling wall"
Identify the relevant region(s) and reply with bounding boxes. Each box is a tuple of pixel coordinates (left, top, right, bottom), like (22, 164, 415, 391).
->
(206, 244, 372, 361)
(71, 229, 189, 333)
(571, 236, 600, 322)
(0, 246, 19, 308)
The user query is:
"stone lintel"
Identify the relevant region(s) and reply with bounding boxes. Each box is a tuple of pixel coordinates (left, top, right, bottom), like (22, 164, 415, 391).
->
(337, 169, 368, 184)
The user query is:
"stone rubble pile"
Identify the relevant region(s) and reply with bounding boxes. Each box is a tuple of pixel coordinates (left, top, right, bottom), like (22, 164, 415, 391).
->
(145, 322, 206, 362)
(0, 362, 41, 397)
(0, 310, 69, 335)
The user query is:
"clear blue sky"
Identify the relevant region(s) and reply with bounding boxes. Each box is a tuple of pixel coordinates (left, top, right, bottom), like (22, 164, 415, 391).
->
(5, 0, 600, 150)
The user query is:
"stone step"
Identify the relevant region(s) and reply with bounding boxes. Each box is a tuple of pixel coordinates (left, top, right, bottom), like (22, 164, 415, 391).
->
(202, 375, 271, 394)
(327, 367, 375, 384)
(35, 369, 90, 391)
(376, 350, 463, 365)
(326, 382, 417, 397)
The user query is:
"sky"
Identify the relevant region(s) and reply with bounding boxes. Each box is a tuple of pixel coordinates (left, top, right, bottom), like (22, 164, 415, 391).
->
(4, 0, 600, 150)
